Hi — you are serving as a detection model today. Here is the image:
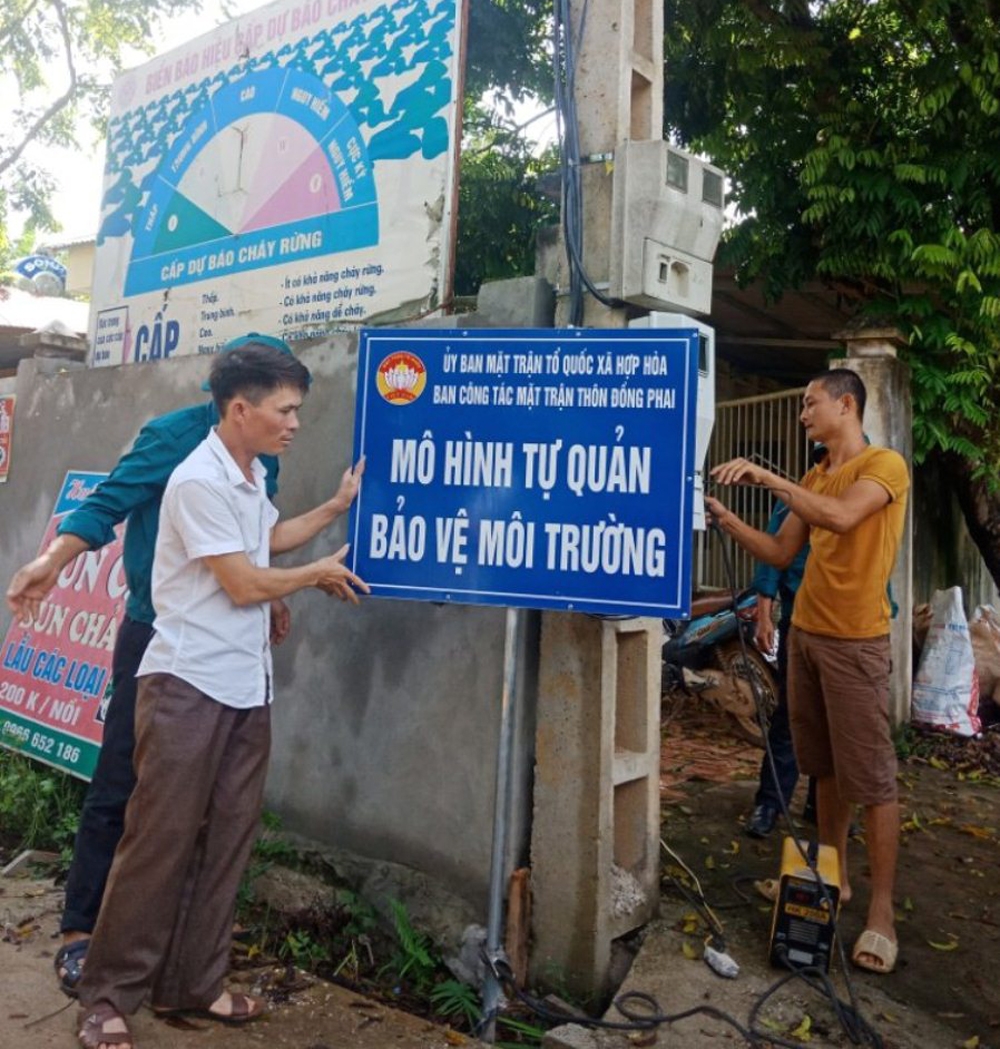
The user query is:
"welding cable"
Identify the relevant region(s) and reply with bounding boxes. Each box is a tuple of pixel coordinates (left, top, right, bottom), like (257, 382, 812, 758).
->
(659, 837, 727, 943)
(751, 953, 883, 1048)
(709, 520, 883, 1048)
(485, 951, 870, 1049)
(484, 953, 768, 1044)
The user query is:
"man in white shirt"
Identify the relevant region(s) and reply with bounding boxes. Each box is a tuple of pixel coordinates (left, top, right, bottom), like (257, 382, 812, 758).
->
(76, 343, 368, 1049)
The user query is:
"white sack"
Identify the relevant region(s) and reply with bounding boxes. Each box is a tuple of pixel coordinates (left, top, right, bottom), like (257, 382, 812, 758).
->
(911, 586, 981, 737)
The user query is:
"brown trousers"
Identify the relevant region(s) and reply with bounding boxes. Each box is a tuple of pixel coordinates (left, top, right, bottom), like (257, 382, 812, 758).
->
(77, 673, 270, 1015)
(787, 627, 897, 805)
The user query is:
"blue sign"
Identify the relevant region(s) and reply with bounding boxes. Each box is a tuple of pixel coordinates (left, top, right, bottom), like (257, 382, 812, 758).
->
(14, 254, 68, 281)
(349, 328, 700, 617)
(13, 254, 67, 294)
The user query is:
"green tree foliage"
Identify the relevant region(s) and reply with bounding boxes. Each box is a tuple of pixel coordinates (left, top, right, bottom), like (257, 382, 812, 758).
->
(465, 0, 553, 104)
(456, 2, 557, 297)
(665, 0, 1000, 581)
(455, 101, 559, 297)
(0, 0, 202, 239)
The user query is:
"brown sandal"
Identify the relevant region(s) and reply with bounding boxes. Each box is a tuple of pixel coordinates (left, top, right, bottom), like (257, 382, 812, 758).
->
(78, 1002, 134, 1048)
(154, 992, 264, 1026)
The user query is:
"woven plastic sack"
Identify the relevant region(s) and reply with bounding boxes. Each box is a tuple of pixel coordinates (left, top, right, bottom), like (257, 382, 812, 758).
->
(969, 605, 1000, 704)
(911, 587, 981, 737)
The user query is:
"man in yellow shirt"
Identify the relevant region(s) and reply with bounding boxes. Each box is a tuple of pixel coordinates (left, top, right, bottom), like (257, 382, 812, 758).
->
(705, 368, 909, 976)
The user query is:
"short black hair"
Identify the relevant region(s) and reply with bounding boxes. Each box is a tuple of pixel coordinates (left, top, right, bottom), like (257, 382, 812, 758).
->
(814, 367, 866, 419)
(209, 343, 311, 413)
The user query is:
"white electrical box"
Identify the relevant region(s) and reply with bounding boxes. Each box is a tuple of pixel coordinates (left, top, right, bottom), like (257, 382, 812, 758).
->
(611, 141, 725, 315)
(629, 311, 715, 531)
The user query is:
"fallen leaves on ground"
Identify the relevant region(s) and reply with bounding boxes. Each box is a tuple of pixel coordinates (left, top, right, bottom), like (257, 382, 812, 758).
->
(958, 823, 998, 842)
(790, 1014, 813, 1042)
(907, 727, 1000, 780)
(926, 933, 960, 951)
(660, 703, 760, 801)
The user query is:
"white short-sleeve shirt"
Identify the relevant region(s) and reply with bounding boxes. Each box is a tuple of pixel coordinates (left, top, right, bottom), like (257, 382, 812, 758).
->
(138, 428, 279, 708)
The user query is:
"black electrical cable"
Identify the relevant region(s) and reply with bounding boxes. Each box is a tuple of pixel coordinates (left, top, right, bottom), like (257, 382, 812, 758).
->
(485, 951, 875, 1049)
(709, 518, 883, 1049)
(659, 865, 727, 944)
(479, 525, 882, 1047)
(553, 0, 628, 324)
(485, 954, 767, 1044)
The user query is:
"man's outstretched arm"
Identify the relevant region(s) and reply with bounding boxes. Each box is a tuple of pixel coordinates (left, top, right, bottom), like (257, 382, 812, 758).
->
(6, 534, 90, 624)
(203, 544, 370, 607)
(705, 495, 809, 569)
(270, 457, 365, 555)
(710, 458, 891, 534)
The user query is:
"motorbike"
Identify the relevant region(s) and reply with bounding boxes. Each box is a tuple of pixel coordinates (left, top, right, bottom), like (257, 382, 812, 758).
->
(662, 589, 779, 746)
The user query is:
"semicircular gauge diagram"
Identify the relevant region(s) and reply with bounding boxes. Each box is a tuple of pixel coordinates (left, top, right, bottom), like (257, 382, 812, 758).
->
(124, 67, 378, 296)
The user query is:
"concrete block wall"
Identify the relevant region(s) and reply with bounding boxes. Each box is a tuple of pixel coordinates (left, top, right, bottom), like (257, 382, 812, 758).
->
(0, 338, 538, 926)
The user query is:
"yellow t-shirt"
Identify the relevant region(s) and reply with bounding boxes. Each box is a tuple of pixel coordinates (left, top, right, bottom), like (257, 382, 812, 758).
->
(791, 446, 909, 639)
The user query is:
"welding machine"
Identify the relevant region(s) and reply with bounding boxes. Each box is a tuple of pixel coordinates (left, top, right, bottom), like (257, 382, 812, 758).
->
(768, 837, 841, 972)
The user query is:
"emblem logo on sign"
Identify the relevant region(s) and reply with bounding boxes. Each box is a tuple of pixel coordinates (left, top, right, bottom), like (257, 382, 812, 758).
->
(376, 352, 427, 404)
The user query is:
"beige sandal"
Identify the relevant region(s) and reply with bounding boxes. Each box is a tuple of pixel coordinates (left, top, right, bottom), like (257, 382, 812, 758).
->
(851, 929, 898, 974)
(753, 878, 780, 903)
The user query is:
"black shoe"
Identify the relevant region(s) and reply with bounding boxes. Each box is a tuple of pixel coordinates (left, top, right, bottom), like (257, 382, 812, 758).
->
(746, 804, 778, 838)
(801, 803, 861, 837)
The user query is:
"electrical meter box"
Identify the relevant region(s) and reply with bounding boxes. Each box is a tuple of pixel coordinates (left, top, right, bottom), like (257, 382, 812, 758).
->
(611, 141, 725, 315)
(629, 311, 715, 531)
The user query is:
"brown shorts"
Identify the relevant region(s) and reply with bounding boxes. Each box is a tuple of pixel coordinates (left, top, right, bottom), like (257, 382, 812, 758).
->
(787, 627, 897, 805)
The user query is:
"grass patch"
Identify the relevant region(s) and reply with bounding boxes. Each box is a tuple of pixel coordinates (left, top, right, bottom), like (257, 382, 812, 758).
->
(235, 818, 551, 1044)
(0, 747, 85, 866)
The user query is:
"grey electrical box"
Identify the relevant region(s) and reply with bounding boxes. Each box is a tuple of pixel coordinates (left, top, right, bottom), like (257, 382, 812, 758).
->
(611, 141, 725, 315)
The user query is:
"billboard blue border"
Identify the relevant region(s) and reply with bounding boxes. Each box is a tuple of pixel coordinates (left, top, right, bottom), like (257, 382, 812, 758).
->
(349, 327, 700, 617)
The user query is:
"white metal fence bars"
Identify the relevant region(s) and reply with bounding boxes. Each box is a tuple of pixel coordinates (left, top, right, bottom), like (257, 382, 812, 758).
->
(696, 387, 809, 591)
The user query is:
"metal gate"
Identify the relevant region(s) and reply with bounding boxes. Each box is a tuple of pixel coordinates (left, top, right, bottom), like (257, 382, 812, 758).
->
(696, 387, 811, 591)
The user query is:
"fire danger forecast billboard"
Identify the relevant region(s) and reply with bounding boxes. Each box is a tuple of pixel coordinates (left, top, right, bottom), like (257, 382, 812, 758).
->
(90, 0, 465, 367)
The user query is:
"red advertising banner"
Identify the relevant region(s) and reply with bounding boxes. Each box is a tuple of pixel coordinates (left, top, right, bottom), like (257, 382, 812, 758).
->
(0, 394, 14, 482)
(0, 471, 125, 779)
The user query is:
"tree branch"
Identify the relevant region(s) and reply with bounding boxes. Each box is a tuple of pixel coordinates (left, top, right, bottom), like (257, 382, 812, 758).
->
(741, 0, 815, 29)
(0, 0, 43, 52)
(465, 106, 556, 156)
(0, 0, 77, 182)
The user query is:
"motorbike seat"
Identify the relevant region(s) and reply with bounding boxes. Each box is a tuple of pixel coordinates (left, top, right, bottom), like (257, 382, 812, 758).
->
(689, 590, 740, 617)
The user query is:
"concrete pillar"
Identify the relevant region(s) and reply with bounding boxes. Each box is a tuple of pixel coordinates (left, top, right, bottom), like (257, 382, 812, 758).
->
(544, 0, 662, 328)
(476, 276, 555, 329)
(830, 329, 913, 725)
(528, 0, 666, 998)
(530, 613, 662, 998)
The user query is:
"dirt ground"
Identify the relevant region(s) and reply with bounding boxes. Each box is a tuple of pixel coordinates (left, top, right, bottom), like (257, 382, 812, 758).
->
(0, 871, 468, 1049)
(628, 699, 1000, 1049)
(0, 888, 468, 1049)
(2, 701, 998, 1049)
